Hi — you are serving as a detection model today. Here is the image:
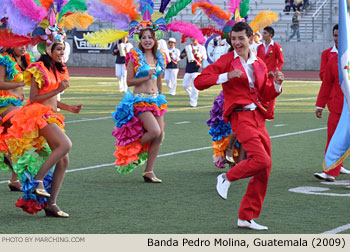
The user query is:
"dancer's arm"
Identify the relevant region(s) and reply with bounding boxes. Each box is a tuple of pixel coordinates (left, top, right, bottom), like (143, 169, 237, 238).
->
(157, 75, 162, 94)
(29, 78, 68, 103)
(57, 101, 83, 113)
(0, 66, 25, 89)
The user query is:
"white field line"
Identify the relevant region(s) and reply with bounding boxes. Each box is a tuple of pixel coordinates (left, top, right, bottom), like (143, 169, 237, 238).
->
(0, 126, 326, 185)
(175, 121, 191, 125)
(277, 97, 316, 102)
(322, 224, 350, 234)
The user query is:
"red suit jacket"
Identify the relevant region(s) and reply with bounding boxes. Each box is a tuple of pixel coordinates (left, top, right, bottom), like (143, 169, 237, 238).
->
(194, 51, 281, 122)
(316, 54, 343, 114)
(319, 47, 337, 81)
(257, 42, 284, 72)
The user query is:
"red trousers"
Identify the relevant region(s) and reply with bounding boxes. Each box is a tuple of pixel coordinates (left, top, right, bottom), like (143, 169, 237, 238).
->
(325, 111, 342, 176)
(227, 110, 271, 220)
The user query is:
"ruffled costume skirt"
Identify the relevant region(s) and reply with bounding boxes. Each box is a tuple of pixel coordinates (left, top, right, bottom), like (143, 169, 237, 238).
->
(207, 91, 240, 168)
(0, 92, 23, 172)
(111, 90, 167, 174)
(6, 103, 65, 214)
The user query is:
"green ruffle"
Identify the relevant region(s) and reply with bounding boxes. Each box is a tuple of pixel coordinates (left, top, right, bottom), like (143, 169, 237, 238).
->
(115, 151, 148, 174)
(0, 152, 11, 172)
(12, 143, 52, 180)
(0, 54, 19, 81)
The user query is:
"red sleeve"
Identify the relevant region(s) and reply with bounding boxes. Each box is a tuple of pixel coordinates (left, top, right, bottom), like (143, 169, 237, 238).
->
(316, 57, 334, 108)
(319, 49, 329, 81)
(194, 53, 231, 90)
(275, 44, 284, 70)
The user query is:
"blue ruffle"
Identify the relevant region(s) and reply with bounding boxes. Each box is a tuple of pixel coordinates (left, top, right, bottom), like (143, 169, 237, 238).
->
(20, 169, 53, 205)
(111, 90, 167, 128)
(0, 98, 22, 108)
(155, 49, 166, 77)
(209, 120, 232, 141)
(0, 54, 19, 81)
(132, 48, 166, 79)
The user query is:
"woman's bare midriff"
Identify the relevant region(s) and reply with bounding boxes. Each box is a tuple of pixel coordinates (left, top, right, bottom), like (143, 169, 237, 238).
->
(8, 86, 24, 100)
(133, 78, 158, 94)
(41, 96, 58, 112)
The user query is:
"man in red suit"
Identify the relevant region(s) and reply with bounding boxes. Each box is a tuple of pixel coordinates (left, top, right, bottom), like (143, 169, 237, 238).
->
(257, 26, 284, 118)
(314, 57, 350, 181)
(319, 25, 338, 81)
(314, 24, 350, 181)
(194, 22, 284, 231)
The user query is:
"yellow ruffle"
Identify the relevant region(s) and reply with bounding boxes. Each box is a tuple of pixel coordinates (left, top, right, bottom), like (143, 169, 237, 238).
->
(24, 67, 45, 88)
(11, 73, 24, 83)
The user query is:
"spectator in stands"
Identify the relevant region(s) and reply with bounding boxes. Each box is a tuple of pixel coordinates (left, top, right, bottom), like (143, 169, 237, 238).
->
(294, 0, 304, 11)
(284, 0, 295, 13)
(303, 0, 310, 10)
(287, 11, 301, 42)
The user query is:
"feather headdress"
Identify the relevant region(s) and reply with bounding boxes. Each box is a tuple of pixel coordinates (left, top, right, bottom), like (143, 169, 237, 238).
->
(83, 29, 128, 47)
(85, 0, 168, 46)
(167, 21, 205, 44)
(192, 1, 231, 28)
(30, 1, 93, 55)
(249, 10, 278, 33)
(0, 0, 93, 51)
(85, 0, 210, 47)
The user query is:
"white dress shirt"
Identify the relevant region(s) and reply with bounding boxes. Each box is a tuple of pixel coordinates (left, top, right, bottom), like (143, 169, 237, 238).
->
(262, 40, 274, 54)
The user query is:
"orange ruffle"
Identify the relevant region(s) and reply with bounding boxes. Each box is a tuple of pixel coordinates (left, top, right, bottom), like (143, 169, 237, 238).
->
(6, 103, 65, 158)
(212, 137, 229, 157)
(114, 141, 143, 166)
(134, 102, 168, 110)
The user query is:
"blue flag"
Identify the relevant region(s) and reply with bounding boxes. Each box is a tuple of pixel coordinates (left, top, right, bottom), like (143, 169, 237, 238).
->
(324, 0, 350, 171)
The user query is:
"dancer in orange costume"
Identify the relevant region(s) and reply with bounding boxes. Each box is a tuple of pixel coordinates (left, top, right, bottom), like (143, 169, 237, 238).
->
(3, 2, 93, 217)
(0, 46, 34, 191)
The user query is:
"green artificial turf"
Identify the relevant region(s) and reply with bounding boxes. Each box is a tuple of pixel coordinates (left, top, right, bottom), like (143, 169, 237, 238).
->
(1, 78, 349, 234)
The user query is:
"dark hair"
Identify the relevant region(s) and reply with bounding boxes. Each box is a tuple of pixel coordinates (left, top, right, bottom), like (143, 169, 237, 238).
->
(263, 26, 275, 38)
(37, 43, 66, 73)
(138, 28, 158, 56)
(333, 24, 338, 35)
(231, 22, 253, 38)
(6, 47, 29, 70)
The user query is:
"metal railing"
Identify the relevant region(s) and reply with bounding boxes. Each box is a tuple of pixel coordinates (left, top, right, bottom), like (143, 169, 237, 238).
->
(311, 0, 332, 41)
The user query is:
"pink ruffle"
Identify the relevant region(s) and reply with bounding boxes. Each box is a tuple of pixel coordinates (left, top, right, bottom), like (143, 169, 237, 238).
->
(125, 51, 136, 67)
(213, 155, 226, 169)
(112, 116, 144, 146)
